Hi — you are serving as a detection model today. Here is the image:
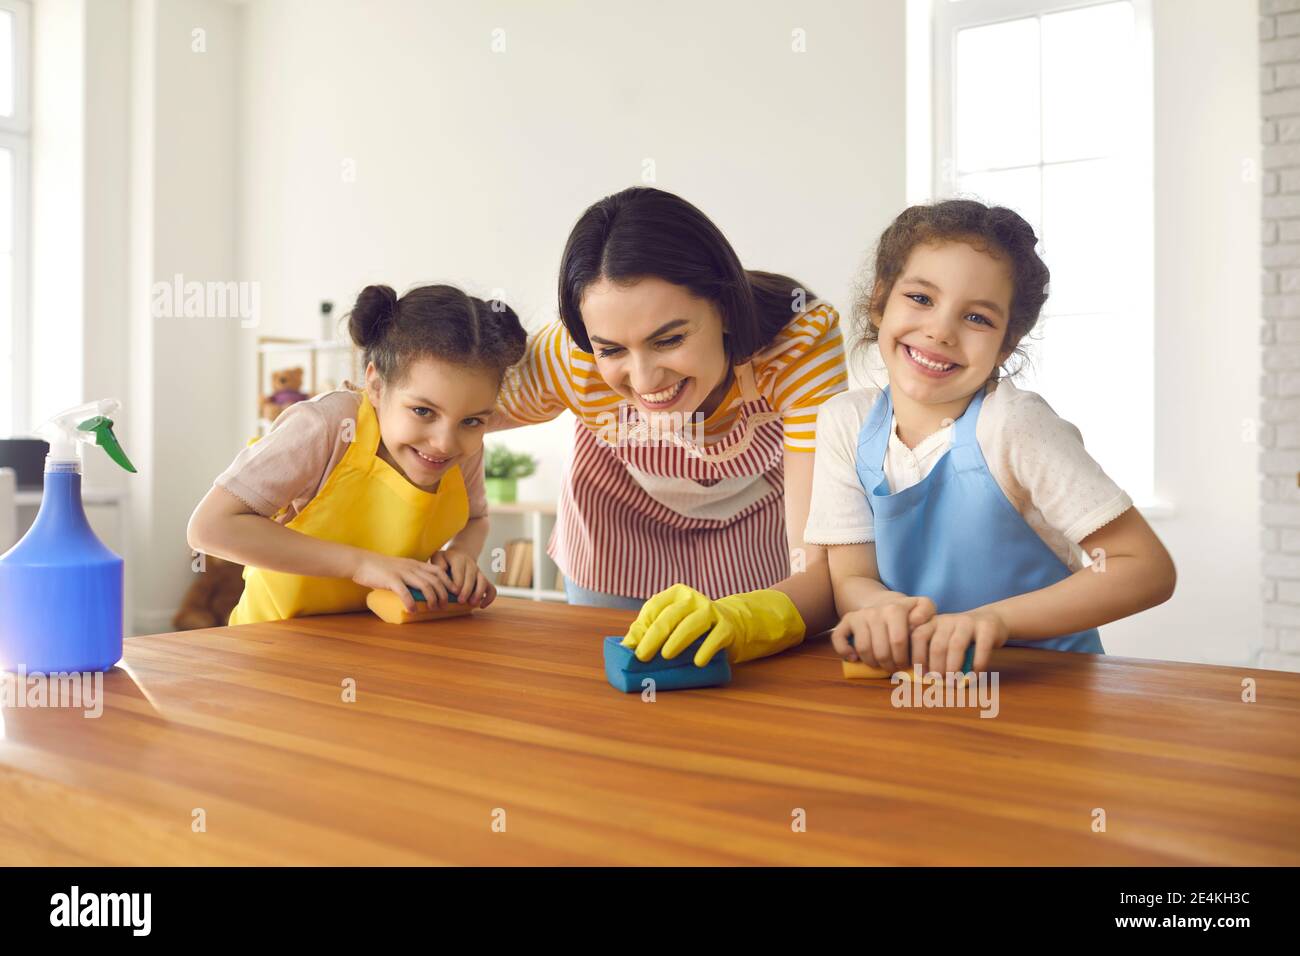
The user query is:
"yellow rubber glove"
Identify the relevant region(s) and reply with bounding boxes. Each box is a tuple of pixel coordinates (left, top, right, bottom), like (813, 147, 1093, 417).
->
(621, 584, 807, 666)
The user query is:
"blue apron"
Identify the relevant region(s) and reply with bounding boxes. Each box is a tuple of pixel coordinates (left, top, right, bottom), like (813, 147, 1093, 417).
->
(854, 384, 1103, 654)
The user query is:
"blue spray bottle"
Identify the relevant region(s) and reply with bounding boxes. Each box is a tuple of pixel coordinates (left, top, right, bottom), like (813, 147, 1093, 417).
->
(0, 399, 137, 673)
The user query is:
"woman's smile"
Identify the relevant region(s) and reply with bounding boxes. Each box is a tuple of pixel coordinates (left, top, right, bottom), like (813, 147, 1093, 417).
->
(635, 377, 690, 410)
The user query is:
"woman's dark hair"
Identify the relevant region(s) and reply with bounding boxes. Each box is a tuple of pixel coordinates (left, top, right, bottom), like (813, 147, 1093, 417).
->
(851, 199, 1049, 381)
(348, 283, 527, 387)
(558, 187, 813, 363)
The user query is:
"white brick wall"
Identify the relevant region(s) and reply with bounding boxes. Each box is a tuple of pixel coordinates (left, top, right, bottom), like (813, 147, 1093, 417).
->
(1262, 0, 1300, 670)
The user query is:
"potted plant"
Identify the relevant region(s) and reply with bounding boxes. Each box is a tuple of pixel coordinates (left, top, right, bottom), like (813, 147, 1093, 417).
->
(483, 444, 537, 504)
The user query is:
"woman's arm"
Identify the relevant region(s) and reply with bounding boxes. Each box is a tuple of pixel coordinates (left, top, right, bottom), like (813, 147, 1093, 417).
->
(975, 506, 1176, 640)
(767, 448, 839, 637)
(186, 485, 361, 580)
(487, 321, 578, 433)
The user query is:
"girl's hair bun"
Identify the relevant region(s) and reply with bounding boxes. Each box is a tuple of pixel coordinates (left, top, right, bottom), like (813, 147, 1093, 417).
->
(349, 284, 399, 350)
(346, 282, 529, 387)
(469, 295, 528, 369)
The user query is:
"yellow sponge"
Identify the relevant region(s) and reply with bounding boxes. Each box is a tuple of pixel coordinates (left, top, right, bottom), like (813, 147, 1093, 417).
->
(841, 659, 972, 686)
(841, 660, 893, 680)
(365, 588, 475, 624)
(896, 666, 972, 687)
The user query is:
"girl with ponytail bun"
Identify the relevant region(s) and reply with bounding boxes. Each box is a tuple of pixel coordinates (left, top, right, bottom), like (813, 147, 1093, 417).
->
(191, 282, 528, 626)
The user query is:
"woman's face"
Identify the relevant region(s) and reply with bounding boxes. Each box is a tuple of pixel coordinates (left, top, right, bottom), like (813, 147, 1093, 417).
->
(580, 276, 732, 421)
(366, 355, 499, 490)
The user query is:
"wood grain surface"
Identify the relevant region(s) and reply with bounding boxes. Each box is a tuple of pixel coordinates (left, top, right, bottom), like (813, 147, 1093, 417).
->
(1, 597, 1297, 865)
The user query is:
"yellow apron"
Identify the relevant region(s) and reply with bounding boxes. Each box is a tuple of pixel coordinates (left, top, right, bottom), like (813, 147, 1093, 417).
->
(227, 390, 469, 625)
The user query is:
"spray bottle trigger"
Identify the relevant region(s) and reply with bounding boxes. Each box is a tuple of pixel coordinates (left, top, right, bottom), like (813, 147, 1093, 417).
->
(79, 416, 138, 473)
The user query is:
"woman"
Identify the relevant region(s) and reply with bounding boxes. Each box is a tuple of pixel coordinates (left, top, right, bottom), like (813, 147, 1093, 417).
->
(492, 187, 846, 664)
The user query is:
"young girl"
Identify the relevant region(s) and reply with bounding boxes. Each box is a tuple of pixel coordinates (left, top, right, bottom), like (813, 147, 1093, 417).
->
(187, 283, 526, 625)
(802, 199, 1177, 677)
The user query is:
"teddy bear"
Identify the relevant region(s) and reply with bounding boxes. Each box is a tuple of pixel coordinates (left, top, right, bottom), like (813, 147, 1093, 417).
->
(173, 553, 247, 630)
(261, 366, 311, 422)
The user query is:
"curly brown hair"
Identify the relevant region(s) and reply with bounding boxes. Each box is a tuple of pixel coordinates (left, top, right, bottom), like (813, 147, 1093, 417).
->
(850, 199, 1049, 382)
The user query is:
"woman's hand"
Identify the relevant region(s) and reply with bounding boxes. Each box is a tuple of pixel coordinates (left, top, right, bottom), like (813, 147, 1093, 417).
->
(350, 550, 455, 611)
(622, 584, 806, 666)
(909, 608, 1009, 676)
(622, 584, 716, 661)
(431, 547, 497, 609)
(829, 592, 937, 672)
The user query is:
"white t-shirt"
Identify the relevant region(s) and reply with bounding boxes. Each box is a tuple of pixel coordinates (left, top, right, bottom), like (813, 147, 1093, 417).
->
(803, 380, 1133, 572)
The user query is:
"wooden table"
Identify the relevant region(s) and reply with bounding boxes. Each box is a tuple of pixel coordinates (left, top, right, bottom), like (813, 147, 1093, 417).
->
(1, 597, 1297, 865)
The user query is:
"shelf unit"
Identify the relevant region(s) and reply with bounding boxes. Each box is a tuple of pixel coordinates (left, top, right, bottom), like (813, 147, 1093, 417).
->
(255, 337, 360, 436)
(486, 499, 565, 602)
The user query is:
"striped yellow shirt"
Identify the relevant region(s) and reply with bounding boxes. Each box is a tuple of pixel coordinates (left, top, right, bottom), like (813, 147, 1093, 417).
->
(496, 300, 849, 453)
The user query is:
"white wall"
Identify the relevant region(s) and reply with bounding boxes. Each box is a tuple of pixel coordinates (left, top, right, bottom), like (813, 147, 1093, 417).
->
(235, 0, 907, 502)
(21, 0, 239, 636)
(137, 0, 242, 633)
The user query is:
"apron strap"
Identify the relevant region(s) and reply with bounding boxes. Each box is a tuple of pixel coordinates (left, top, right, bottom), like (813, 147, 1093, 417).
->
(854, 385, 894, 487)
(735, 361, 760, 403)
(948, 383, 990, 473)
(352, 387, 381, 461)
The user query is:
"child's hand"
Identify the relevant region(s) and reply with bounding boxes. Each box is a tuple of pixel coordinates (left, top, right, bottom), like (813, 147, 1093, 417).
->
(830, 592, 937, 672)
(350, 551, 455, 611)
(909, 609, 1009, 675)
(430, 547, 496, 608)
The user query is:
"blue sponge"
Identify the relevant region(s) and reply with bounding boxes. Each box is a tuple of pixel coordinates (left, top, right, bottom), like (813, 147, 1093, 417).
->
(603, 635, 732, 692)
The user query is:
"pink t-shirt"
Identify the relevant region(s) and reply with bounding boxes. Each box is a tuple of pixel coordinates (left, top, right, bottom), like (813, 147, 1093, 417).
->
(215, 386, 488, 525)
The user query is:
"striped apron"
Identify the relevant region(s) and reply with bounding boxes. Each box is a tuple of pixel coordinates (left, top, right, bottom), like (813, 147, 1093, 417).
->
(550, 361, 791, 600)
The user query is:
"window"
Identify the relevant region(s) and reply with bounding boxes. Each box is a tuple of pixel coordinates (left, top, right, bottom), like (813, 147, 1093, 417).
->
(0, 0, 29, 440)
(932, 0, 1156, 504)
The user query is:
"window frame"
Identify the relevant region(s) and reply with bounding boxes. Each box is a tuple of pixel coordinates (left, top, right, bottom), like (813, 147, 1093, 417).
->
(930, 0, 1164, 512)
(0, 0, 30, 439)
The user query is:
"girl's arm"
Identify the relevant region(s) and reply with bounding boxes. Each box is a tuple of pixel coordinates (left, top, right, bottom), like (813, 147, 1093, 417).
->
(768, 448, 838, 637)
(443, 516, 489, 562)
(186, 485, 361, 580)
(826, 536, 894, 615)
(975, 505, 1176, 640)
(825, 536, 936, 671)
(188, 485, 461, 608)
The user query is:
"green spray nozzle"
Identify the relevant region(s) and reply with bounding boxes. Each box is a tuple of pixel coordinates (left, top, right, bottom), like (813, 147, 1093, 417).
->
(36, 399, 138, 474)
(78, 415, 137, 473)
